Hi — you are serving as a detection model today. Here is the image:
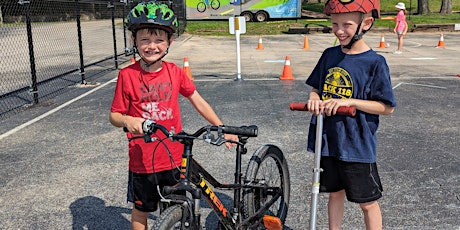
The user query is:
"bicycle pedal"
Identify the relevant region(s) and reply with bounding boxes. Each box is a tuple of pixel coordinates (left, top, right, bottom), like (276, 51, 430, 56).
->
(263, 215, 282, 230)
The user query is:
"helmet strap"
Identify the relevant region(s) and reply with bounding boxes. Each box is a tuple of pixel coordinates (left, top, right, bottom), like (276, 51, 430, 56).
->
(342, 23, 363, 49)
(342, 14, 374, 50)
(142, 47, 169, 68)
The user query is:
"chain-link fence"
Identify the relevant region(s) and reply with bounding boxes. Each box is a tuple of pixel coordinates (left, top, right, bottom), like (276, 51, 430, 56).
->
(0, 0, 186, 119)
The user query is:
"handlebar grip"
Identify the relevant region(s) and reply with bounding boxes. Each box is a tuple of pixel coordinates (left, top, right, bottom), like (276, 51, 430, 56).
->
(289, 102, 356, 116)
(221, 125, 258, 137)
(289, 102, 308, 111)
(123, 120, 162, 134)
(142, 120, 155, 134)
(337, 106, 356, 116)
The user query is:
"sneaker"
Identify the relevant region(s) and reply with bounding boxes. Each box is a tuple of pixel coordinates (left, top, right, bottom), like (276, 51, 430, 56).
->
(394, 50, 402, 54)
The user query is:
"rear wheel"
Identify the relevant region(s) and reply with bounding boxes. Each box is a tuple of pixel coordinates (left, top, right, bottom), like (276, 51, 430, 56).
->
(197, 2, 206, 13)
(152, 205, 192, 230)
(254, 11, 268, 22)
(242, 144, 290, 227)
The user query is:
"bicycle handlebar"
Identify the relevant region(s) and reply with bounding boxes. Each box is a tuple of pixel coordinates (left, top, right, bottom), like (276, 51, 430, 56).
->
(290, 102, 356, 116)
(142, 120, 258, 138)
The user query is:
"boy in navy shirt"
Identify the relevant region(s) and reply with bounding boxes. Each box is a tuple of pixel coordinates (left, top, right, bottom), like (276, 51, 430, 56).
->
(305, 0, 397, 229)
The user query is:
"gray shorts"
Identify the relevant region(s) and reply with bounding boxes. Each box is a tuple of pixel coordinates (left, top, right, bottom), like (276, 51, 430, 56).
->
(319, 156, 383, 203)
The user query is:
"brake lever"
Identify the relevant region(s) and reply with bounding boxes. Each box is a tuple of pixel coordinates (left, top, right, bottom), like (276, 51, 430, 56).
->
(203, 127, 227, 146)
(203, 126, 214, 144)
(211, 136, 226, 146)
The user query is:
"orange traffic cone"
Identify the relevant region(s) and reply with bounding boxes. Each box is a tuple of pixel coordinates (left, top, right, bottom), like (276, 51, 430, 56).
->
(302, 35, 310, 50)
(256, 35, 264, 50)
(280, 56, 295, 80)
(183, 57, 194, 80)
(436, 34, 445, 48)
(378, 34, 386, 48)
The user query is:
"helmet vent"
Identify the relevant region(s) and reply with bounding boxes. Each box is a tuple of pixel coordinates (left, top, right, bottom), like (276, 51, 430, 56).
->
(164, 11, 171, 19)
(134, 9, 141, 18)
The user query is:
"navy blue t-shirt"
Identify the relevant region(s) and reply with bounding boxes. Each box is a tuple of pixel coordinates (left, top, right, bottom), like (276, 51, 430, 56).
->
(305, 46, 397, 163)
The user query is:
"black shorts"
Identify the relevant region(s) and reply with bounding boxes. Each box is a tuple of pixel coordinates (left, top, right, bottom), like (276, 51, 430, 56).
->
(319, 156, 383, 203)
(127, 169, 181, 212)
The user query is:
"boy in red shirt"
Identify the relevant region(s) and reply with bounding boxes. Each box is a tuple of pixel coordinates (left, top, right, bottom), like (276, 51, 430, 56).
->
(109, 2, 236, 229)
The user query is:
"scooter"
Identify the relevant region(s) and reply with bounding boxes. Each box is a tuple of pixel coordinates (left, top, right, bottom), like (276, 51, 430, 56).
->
(290, 102, 356, 230)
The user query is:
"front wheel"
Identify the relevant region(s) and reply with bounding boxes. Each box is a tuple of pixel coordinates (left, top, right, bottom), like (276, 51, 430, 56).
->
(152, 204, 192, 230)
(210, 0, 220, 10)
(242, 144, 290, 227)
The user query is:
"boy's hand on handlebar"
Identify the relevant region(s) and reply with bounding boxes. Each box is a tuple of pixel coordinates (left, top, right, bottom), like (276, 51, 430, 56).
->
(124, 116, 145, 134)
(322, 99, 350, 116)
(307, 99, 324, 116)
(224, 134, 238, 149)
(307, 99, 352, 116)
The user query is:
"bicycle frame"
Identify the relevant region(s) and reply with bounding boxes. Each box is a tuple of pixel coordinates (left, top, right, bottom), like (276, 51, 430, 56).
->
(161, 136, 284, 229)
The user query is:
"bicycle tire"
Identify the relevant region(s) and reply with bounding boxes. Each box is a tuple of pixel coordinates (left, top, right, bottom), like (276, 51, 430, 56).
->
(242, 144, 290, 227)
(152, 204, 192, 230)
(196, 2, 206, 13)
(210, 0, 220, 10)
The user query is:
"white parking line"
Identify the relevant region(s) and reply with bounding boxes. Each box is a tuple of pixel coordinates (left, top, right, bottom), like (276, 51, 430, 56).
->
(410, 57, 437, 60)
(0, 78, 117, 141)
(408, 41, 422, 48)
(264, 60, 285, 63)
(393, 82, 447, 90)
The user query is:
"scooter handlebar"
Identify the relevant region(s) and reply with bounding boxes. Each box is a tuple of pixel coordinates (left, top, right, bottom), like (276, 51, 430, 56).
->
(290, 102, 356, 116)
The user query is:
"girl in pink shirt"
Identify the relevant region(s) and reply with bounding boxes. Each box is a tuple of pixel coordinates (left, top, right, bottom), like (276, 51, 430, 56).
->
(394, 2, 408, 54)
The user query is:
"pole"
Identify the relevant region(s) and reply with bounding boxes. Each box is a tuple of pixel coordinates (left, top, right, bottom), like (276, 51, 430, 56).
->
(75, 0, 86, 84)
(122, 4, 127, 50)
(310, 114, 323, 230)
(235, 17, 242, 81)
(109, 2, 118, 69)
(20, 0, 38, 104)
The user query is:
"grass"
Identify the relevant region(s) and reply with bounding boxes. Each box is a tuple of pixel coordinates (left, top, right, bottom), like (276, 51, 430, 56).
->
(185, 0, 460, 36)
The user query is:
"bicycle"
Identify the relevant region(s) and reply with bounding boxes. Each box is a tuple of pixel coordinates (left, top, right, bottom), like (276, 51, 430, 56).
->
(132, 120, 290, 229)
(290, 102, 355, 230)
(197, 0, 220, 13)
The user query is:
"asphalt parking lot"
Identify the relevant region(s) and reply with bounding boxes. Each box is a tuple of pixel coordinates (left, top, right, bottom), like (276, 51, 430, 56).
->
(1, 32, 459, 229)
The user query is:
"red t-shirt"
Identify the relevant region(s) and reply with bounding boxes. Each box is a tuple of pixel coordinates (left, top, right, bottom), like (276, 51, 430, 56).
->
(111, 61, 196, 173)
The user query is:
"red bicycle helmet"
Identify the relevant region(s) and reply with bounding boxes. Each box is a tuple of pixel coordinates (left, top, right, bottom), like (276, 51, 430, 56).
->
(324, 0, 380, 18)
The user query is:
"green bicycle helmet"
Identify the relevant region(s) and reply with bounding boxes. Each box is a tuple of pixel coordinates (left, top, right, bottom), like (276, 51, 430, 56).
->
(126, 1, 178, 34)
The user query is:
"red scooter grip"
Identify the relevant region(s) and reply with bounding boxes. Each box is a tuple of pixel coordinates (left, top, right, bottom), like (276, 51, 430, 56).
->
(289, 102, 308, 111)
(289, 102, 356, 116)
